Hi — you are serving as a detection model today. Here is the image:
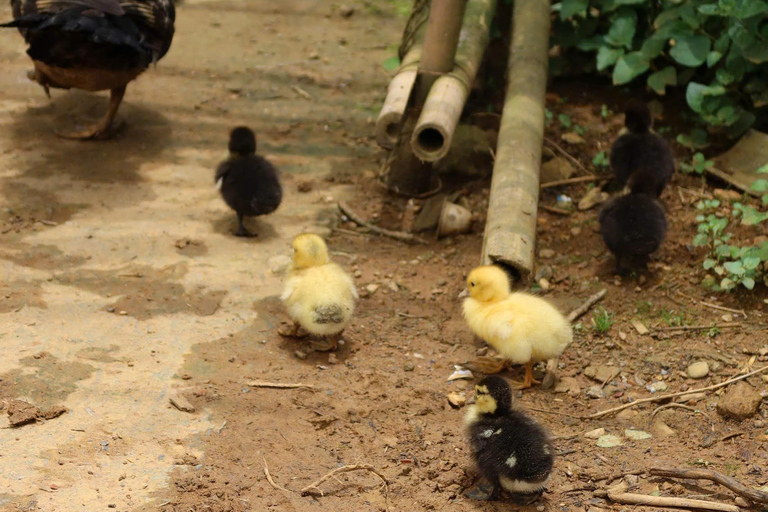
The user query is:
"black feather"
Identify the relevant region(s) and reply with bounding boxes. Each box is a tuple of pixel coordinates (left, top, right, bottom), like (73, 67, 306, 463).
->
(216, 127, 283, 237)
(599, 194, 667, 273)
(610, 102, 675, 197)
(467, 376, 553, 502)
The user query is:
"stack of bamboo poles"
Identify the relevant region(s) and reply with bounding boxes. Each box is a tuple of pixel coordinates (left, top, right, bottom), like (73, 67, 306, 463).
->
(376, 0, 551, 282)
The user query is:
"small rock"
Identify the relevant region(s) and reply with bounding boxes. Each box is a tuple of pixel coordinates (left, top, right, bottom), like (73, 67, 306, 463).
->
(294, 349, 308, 360)
(538, 278, 551, 290)
(650, 419, 677, 438)
(721, 313, 733, 322)
(735, 497, 749, 508)
(648, 381, 668, 393)
(717, 382, 762, 420)
(677, 391, 707, 403)
(328, 354, 338, 365)
(624, 429, 652, 440)
(339, 4, 355, 17)
(687, 361, 710, 379)
(554, 376, 581, 395)
(365, 283, 380, 295)
(447, 392, 466, 409)
(168, 393, 195, 413)
(268, 255, 292, 274)
(584, 365, 621, 384)
(631, 320, 649, 335)
(404, 362, 415, 372)
(561, 132, 586, 145)
(539, 249, 555, 259)
(584, 428, 606, 439)
(535, 265, 553, 281)
(596, 434, 624, 447)
(586, 385, 605, 399)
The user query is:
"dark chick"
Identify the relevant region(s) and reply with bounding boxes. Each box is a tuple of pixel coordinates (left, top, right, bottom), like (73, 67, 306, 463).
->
(1, 0, 175, 140)
(599, 194, 667, 274)
(216, 127, 282, 237)
(465, 375, 553, 503)
(610, 101, 675, 197)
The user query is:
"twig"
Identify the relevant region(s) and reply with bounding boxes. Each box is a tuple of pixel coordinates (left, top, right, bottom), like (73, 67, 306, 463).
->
(654, 323, 741, 332)
(396, 312, 427, 319)
(526, 406, 588, 420)
(700, 301, 747, 319)
(38, 220, 58, 226)
(650, 467, 768, 505)
(333, 227, 372, 238)
(588, 364, 768, 419)
(719, 432, 744, 443)
(567, 289, 607, 323)
(541, 175, 605, 189)
(651, 403, 707, 419)
(583, 468, 646, 483)
(263, 458, 289, 492)
(292, 85, 313, 100)
(300, 464, 388, 499)
(540, 205, 572, 215)
(247, 381, 315, 389)
(594, 490, 739, 512)
(338, 202, 427, 245)
(543, 137, 592, 176)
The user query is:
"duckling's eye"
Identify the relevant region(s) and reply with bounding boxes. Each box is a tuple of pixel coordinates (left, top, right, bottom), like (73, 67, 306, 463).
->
(470, 282, 476, 287)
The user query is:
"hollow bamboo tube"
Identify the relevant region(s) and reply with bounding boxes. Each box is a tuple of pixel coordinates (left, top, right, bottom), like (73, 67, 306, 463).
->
(375, 49, 421, 149)
(480, 0, 550, 282)
(411, 0, 496, 161)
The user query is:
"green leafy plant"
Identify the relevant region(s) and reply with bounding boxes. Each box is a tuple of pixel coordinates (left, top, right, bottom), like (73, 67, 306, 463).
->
(600, 104, 613, 118)
(553, 0, 768, 136)
(592, 306, 614, 333)
(660, 306, 688, 327)
(593, 150, 609, 168)
(694, 195, 768, 291)
(680, 152, 714, 174)
(558, 113, 573, 128)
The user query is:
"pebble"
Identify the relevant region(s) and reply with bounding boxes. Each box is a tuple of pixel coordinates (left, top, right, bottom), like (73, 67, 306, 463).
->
(294, 350, 308, 360)
(735, 498, 749, 508)
(570, 227, 581, 236)
(586, 386, 605, 399)
(717, 382, 762, 420)
(624, 429, 652, 440)
(650, 419, 677, 438)
(539, 249, 555, 259)
(168, 393, 195, 413)
(404, 362, 415, 372)
(687, 361, 709, 379)
(366, 284, 379, 294)
(447, 392, 466, 409)
(648, 381, 668, 393)
(596, 434, 624, 447)
(584, 428, 606, 439)
(534, 265, 553, 281)
(339, 4, 355, 17)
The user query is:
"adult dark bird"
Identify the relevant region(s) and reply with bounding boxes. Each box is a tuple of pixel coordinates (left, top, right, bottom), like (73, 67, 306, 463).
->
(465, 375, 554, 503)
(610, 101, 675, 197)
(1, 0, 175, 139)
(215, 127, 282, 237)
(599, 193, 668, 274)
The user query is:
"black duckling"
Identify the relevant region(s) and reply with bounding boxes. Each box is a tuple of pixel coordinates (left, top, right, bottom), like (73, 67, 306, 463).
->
(599, 193, 667, 274)
(609, 101, 675, 197)
(465, 375, 553, 503)
(1, 0, 175, 139)
(215, 127, 282, 237)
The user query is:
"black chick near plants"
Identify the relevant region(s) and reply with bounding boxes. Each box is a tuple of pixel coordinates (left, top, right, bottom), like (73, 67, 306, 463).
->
(599, 193, 668, 274)
(609, 101, 675, 197)
(216, 127, 282, 237)
(465, 375, 554, 503)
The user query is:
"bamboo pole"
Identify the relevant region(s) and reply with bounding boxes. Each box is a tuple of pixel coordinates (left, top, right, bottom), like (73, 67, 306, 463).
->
(375, 49, 421, 149)
(385, 0, 467, 197)
(411, 0, 497, 161)
(480, 0, 550, 282)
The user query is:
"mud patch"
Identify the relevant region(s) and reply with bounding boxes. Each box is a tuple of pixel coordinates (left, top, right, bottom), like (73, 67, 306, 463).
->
(0, 281, 46, 313)
(0, 352, 96, 409)
(55, 262, 227, 320)
(174, 238, 208, 257)
(75, 344, 122, 363)
(0, 182, 86, 238)
(0, 243, 88, 271)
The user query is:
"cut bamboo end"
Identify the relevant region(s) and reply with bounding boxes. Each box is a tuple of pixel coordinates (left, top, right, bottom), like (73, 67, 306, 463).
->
(411, 75, 469, 161)
(375, 68, 418, 149)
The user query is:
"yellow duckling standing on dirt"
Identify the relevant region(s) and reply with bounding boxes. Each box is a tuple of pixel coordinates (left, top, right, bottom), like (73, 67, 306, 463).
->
(462, 265, 572, 388)
(280, 234, 357, 351)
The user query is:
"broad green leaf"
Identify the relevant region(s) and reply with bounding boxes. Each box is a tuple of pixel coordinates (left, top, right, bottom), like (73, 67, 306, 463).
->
(703, 259, 717, 270)
(686, 82, 726, 113)
(716, 68, 736, 85)
(751, 179, 768, 192)
(736, 0, 768, 19)
(680, 3, 702, 28)
(559, 114, 572, 128)
(670, 34, 711, 66)
(716, 244, 734, 257)
(382, 56, 400, 71)
(614, 0, 646, 4)
(726, 110, 756, 137)
(697, 4, 720, 15)
(641, 34, 667, 59)
(757, 164, 768, 174)
(560, 0, 589, 20)
(714, 33, 730, 54)
(647, 67, 677, 95)
(613, 52, 649, 85)
(742, 277, 756, 290)
(707, 51, 723, 67)
(597, 46, 625, 71)
(692, 233, 709, 246)
(739, 205, 768, 225)
(720, 277, 736, 291)
(677, 128, 709, 149)
(654, 7, 682, 29)
(724, 261, 745, 275)
(577, 35, 607, 51)
(717, 105, 739, 125)
(606, 8, 638, 48)
(743, 41, 768, 63)
(742, 256, 761, 270)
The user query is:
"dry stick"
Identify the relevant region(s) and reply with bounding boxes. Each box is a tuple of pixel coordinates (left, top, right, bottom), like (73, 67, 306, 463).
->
(300, 464, 388, 498)
(247, 381, 315, 389)
(540, 175, 605, 189)
(700, 301, 748, 318)
(567, 289, 607, 323)
(651, 403, 703, 419)
(586, 468, 646, 483)
(654, 323, 741, 332)
(543, 137, 592, 176)
(527, 406, 588, 420)
(594, 490, 740, 512)
(263, 458, 289, 492)
(650, 468, 768, 505)
(589, 364, 768, 419)
(338, 202, 427, 245)
(540, 205, 572, 215)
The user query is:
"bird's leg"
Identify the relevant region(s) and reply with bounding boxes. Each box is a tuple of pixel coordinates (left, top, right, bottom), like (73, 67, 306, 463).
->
(278, 321, 309, 338)
(55, 85, 126, 140)
(487, 479, 502, 501)
(234, 212, 256, 237)
(27, 69, 51, 98)
(510, 362, 541, 390)
(310, 333, 339, 352)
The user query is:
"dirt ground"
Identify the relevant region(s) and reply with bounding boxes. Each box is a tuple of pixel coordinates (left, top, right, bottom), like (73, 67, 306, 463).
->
(1, 1, 768, 512)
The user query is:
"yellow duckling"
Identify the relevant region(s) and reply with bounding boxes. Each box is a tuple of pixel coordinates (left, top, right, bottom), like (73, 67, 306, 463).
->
(280, 234, 357, 351)
(462, 265, 572, 388)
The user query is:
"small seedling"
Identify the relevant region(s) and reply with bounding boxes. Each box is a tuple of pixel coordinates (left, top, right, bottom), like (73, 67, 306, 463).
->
(558, 113, 572, 128)
(592, 307, 614, 333)
(600, 104, 612, 118)
(680, 152, 714, 174)
(545, 108, 554, 126)
(660, 306, 687, 327)
(593, 151, 609, 168)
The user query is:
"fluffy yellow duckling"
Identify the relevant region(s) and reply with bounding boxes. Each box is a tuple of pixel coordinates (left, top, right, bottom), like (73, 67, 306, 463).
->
(280, 234, 357, 351)
(462, 265, 572, 388)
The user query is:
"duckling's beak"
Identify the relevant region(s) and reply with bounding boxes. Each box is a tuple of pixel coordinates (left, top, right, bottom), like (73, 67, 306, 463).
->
(458, 288, 469, 299)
